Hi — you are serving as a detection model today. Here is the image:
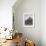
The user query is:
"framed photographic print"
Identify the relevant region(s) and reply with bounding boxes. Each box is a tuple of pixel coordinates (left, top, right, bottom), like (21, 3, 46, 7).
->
(23, 13, 34, 27)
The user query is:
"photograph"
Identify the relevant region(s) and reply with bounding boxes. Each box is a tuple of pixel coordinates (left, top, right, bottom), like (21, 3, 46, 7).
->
(23, 13, 34, 27)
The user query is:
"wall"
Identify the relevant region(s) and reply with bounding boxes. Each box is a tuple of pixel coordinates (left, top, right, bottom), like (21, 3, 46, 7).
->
(40, 0, 46, 46)
(0, 0, 16, 30)
(13, 0, 41, 46)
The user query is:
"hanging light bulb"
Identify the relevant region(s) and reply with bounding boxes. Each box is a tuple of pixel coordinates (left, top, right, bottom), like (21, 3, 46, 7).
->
(15, 30, 18, 33)
(26, 38, 27, 40)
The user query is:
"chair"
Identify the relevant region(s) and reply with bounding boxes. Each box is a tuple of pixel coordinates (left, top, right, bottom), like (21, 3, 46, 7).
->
(25, 40, 35, 46)
(13, 33, 23, 46)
